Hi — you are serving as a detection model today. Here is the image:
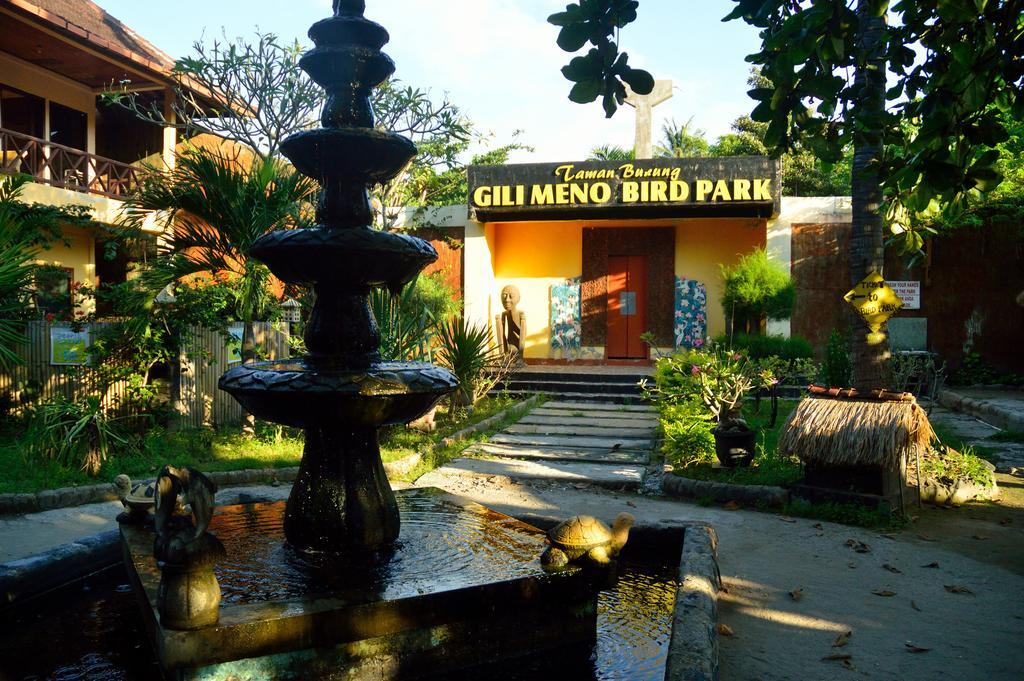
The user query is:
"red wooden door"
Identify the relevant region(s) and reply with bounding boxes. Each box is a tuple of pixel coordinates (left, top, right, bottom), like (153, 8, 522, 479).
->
(606, 255, 648, 359)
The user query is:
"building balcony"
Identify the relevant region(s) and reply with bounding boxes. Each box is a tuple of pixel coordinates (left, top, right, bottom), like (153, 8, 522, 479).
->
(0, 126, 151, 201)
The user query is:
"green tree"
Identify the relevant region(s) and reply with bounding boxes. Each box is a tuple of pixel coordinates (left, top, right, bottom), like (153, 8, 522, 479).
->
(0, 177, 40, 370)
(708, 72, 853, 197)
(120, 148, 316, 431)
(720, 248, 795, 336)
(548, 1, 655, 117)
(588, 144, 635, 160)
(656, 117, 710, 158)
(551, 0, 1023, 389)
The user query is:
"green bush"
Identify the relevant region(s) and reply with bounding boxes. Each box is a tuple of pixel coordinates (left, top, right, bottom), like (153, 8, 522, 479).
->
(660, 401, 716, 466)
(819, 329, 852, 387)
(720, 249, 795, 332)
(25, 396, 137, 476)
(412, 272, 462, 324)
(921, 445, 994, 488)
(714, 333, 813, 360)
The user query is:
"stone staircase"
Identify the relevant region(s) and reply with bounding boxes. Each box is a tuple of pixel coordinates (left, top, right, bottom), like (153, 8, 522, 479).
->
(420, 400, 659, 491)
(497, 366, 652, 404)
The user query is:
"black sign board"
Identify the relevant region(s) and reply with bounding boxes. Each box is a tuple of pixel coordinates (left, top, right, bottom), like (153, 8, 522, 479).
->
(468, 156, 781, 222)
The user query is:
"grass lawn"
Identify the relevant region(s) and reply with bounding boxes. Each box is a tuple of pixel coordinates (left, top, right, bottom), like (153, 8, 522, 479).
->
(0, 394, 529, 494)
(670, 398, 804, 487)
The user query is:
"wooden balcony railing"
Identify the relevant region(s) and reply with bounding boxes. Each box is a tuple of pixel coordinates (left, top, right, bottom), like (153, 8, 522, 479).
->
(0, 127, 151, 200)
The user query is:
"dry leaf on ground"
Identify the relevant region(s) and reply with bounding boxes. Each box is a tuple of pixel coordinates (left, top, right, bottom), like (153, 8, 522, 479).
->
(848, 561, 857, 569)
(822, 653, 852, 661)
(921, 561, 940, 568)
(872, 589, 897, 597)
(626, 500, 637, 508)
(944, 584, 973, 594)
(723, 500, 742, 510)
(905, 643, 932, 653)
(911, 600, 922, 612)
(917, 534, 938, 542)
(789, 588, 803, 602)
(833, 630, 852, 647)
(845, 539, 872, 553)
(972, 534, 990, 540)
(778, 516, 797, 523)
(883, 563, 902, 574)
(717, 623, 734, 637)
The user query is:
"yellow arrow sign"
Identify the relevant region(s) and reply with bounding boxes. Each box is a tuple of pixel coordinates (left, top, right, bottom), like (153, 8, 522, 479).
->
(844, 272, 904, 334)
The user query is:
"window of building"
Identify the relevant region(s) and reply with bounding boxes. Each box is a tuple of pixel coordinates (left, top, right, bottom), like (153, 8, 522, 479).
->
(34, 266, 74, 318)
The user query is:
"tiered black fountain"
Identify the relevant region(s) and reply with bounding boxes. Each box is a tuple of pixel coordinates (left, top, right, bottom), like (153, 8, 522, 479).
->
(117, 2, 607, 679)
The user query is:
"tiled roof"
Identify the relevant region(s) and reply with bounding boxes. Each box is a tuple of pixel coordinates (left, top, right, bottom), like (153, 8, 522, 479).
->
(2, 0, 175, 76)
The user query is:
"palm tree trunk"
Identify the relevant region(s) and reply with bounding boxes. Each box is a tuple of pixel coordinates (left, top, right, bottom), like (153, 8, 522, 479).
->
(849, 0, 892, 391)
(241, 319, 257, 435)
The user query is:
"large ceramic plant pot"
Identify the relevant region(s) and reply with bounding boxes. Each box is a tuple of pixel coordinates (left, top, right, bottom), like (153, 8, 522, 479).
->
(713, 427, 756, 467)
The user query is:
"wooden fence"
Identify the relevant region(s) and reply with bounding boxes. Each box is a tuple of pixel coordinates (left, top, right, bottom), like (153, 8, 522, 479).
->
(0, 321, 290, 428)
(175, 323, 290, 429)
(0, 321, 132, 410)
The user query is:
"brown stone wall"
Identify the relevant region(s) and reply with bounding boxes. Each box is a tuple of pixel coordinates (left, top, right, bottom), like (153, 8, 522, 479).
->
(581, 227, 675, 347)
(791, 222, 1024, 372)
(791, 223, 851, 352)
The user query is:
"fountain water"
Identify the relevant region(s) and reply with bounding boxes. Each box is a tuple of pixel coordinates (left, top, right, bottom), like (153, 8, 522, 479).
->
(116, 3, 617, 678)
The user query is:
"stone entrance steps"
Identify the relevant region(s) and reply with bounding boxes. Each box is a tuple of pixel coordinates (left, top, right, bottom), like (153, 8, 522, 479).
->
(449, 400, 660, 491)
(498, 369, 650, 404)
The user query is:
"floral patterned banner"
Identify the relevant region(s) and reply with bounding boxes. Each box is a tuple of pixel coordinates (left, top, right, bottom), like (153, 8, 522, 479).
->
(550, 277, 582, 353)
(675, 277, 707, 349)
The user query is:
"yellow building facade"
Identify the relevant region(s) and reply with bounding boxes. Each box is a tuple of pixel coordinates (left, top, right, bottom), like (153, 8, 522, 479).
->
(463, 157, 779, 363)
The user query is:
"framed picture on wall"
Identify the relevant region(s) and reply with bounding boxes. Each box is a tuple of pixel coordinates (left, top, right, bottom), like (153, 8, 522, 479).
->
(50, 326, 91, 366)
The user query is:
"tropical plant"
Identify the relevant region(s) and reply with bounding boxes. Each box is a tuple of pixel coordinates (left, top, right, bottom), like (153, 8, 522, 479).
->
(0, 177, 39, 370)
(720, 249, 795, 336)
(120, 146, 316, 432)
(25, 396, 135, 476)
(820, 329, 854, 388)
(434, 318, 504, 409)
(589, 144, 635, 161)
(656, 117, 710, 158)
(371, 284, 434, 362)
(121, 147, 315, 358)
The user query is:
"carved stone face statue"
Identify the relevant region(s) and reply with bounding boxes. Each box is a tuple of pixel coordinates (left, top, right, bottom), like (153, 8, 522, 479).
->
(501, 285, 521, 312)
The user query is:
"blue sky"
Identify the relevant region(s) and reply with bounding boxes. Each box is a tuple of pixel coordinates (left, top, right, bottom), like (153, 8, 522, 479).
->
(98, 0, 764, 162)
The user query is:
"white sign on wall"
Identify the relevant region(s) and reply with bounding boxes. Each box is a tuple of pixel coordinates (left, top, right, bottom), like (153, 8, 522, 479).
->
(890, 281, 921, 310)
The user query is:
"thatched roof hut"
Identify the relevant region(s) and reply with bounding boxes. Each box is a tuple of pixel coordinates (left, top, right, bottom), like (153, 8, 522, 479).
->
(779, 389, 936, 470)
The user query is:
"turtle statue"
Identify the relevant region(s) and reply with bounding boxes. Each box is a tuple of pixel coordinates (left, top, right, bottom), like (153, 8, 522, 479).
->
(541, 512, 634, 568)
(113, 474, 158, 523)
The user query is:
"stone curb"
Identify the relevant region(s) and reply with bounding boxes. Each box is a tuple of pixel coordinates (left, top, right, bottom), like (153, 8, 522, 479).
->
(666, 525, 721, 681)
(0, 529, 120, 608)
(661, 473, 789, 508)
(0, 467, 301, 517)
(438, 394, 545, 448)
(0, 488, 292, 609)
(939, 389, 1024, 432)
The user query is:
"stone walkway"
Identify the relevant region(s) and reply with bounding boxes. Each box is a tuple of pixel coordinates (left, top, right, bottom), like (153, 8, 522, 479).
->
(421, 400, 659, 491)
(929, 404, 1024, 472)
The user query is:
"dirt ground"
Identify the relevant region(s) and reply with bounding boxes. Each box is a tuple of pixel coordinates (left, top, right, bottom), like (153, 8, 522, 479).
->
(907, 472, 1024, 576)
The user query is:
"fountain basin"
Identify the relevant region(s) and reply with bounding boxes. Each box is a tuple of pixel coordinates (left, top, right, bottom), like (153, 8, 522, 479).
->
(280, 128, 415, 184)
(219, 360, 457, 429)
(119, 489, 608, 679)
(249, 228, 437, 289)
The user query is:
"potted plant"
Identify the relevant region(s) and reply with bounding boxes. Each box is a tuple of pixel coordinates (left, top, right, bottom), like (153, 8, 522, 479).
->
(694, 349, 775, 467)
